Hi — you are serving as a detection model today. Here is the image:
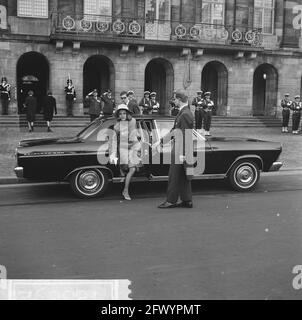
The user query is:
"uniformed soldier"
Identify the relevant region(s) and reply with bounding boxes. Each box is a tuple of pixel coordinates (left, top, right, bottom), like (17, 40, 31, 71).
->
(101, 89, 116, 116)
(150, 92, 160, 114)
(139, 91, 152, 115)
(86, 89, 102, 122)
(291, 95, 302, 134)
(192, 90, 205, 134)
(203, 92, 215, 136)
(64, 79, 76, 117)
(0, 77, 11, 115)
(281, 93, 292, 133)
(127, 90, 140, 115)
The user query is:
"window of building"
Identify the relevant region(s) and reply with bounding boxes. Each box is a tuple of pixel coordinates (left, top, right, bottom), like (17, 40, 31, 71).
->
(145, 0, 171, 22)
(254, 0, 275, 34)
(84, 0, 112, 21)
(17, 0, 48, 18)
(201, 0, 225, 25)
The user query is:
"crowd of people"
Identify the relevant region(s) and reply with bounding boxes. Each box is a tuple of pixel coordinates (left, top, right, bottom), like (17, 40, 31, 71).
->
(2, 76, 302, 136)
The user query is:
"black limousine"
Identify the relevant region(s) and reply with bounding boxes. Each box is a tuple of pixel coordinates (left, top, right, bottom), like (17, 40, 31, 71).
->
(14, 116, 283, 198)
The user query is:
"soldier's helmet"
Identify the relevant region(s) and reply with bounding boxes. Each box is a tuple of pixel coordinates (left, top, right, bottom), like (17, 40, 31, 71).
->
(295, 95, 300, 99)
(150, 92, 157, 97)
(67, 79, 73, 84)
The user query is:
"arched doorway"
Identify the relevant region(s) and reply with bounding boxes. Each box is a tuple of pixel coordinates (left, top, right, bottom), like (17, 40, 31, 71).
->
(17, 52, 49, 114)
(201, 61, 228, 116)
(145, 58, 174, 114)
(253, 64, 278, 116)
(83, 55, 115, 99)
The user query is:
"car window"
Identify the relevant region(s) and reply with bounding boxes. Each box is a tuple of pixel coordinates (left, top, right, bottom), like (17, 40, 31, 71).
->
(80, 118, 117, 141)
(156, 120, 174, 140)
(77, 119, 103, 140)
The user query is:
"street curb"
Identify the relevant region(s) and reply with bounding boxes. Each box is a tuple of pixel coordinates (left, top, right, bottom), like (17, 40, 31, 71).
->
(1, 168, 302, 185)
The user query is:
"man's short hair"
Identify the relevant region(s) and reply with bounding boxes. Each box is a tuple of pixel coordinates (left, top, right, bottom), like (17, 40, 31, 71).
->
(120, 91, 127, 97)
(175, 91, 188, 103)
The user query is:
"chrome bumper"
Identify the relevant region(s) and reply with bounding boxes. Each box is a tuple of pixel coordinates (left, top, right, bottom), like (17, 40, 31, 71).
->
(269, 161, 283, 172)
(14, 167, 24, 178)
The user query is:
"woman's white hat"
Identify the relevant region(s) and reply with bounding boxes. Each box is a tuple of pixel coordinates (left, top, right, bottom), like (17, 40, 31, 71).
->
(115, 104, 132, 116)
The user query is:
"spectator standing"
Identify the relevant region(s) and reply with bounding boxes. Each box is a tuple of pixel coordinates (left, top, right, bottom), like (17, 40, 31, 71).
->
(169, 91, 179, 116)
(43, 91, 57, 132)
(127, 90, 140, 115)
(24, 90, 37, 132)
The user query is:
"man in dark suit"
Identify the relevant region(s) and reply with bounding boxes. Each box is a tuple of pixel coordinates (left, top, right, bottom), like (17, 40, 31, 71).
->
(127, 90, 140, 115)
(155, 91, 194, 209)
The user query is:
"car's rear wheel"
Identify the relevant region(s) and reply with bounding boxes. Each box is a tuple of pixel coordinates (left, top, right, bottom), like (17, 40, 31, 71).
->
(228, 160, 260, 192)
(69, 169, 109, 198)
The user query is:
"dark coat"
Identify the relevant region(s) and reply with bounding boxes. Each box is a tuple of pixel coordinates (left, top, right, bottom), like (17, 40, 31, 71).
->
(24, 96, 37, 122)
(88, 96, 102, 115)
(128, 99, 140, 115)
(163, 105, 194, 203)
(101, 94, 115, 115)
(43, 95, 57, 121)
(139, 98, 152, 114)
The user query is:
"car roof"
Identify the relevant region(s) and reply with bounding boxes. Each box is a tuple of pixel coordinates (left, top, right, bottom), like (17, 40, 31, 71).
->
(103, 115, 174, 121)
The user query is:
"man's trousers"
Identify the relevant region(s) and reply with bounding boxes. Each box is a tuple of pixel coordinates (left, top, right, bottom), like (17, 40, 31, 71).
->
(1, 99, 9, 115)
(166, 163, 192, 204)
(195, 108, 204, 130)
(282, 109, 290, 127)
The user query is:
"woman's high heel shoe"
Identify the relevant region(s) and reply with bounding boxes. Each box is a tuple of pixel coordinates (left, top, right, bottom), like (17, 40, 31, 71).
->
(122, 190, 132, 201)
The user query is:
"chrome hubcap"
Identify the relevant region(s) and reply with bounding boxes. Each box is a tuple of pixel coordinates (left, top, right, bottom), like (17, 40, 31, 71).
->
(236, 166, 255, 186)
(78, 171, 101, 193)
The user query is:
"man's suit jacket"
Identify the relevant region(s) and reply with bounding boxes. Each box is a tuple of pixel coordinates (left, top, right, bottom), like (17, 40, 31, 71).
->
(163, 105, 194, 161)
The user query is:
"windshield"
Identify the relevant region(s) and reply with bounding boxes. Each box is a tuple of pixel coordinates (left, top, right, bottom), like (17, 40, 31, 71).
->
(77, 118, 103, 140)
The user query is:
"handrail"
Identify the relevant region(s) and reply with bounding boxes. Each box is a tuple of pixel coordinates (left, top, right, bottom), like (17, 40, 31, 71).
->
(50, 12, 263, 47)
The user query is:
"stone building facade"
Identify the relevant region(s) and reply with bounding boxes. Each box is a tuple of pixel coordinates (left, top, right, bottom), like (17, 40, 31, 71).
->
(0, 0, 302, 117)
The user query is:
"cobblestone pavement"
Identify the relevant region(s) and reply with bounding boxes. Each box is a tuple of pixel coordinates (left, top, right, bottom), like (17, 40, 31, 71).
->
(0, 126, 301, 177)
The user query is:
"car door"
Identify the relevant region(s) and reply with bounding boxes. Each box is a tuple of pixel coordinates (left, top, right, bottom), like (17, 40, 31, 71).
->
(153, 119, 215, 177)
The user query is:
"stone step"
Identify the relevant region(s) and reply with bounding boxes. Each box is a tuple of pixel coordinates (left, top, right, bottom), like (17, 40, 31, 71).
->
(0, 115, 282, 128)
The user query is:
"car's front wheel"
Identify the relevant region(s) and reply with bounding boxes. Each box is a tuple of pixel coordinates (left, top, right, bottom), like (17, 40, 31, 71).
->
(69, 169, 109, 198)
(228, 160, 260, 192)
